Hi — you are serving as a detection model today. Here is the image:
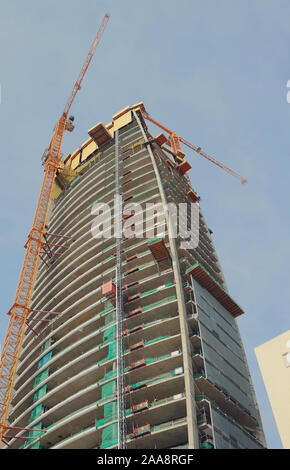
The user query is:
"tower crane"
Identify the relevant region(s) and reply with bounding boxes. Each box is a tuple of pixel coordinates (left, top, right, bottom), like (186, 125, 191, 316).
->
(0, 12, 110, 445)
(142, 111, 247, 184)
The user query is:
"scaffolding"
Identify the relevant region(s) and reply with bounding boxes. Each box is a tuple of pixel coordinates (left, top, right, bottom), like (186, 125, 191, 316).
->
(114, 129, 126, 448)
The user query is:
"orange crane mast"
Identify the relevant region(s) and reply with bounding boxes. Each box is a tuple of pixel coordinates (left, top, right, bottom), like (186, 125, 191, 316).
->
(0, 12, 110, 445)
(142, 111, 247, 184)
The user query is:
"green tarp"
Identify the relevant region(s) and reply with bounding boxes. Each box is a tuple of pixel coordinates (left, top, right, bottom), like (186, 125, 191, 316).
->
(29, 404, 43, 423)
(108, 342, 116, 360)
(33, 384, 47, 402)
(38, 351, 52, 368)
(34, 369, 49, 387)
(103, 325, 116, 343)
(101, 379, 116, 399)
(101, 423, 118, 449)
(105, 311, 115, 325)
(42, 338, 53, 352)
(104, 401, 117, 424)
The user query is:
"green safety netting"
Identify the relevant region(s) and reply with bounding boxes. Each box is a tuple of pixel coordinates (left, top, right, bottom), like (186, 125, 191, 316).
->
(42, 338, 53, 352)
(97, 404, 131, 428)
(38, 351, 52, 368)
(100, 320, 114, 333)
(103, 325, 116, 344)
(144, 335, 169, 346)
(21, 424, 51, 449)
(200, 442, 214, 449)
(148, 237, 163, 245)
(144, 352, 171, 366)
(97, 306, 114, 319)
(104, 401, 117, 424)
(33, 384, 47, 402)
(30, 441, 41, 449)
(28, 426, 43, 440)
(101, 422, 118, 449)
(140, 289, 155, 297)
(21, 422, 44, 449)
(101, 379, 116, 399)
(105, 311, 116, 324)
(108, 342, 116, 360)
(29, 404, 43, 423)
(34, 369, 49, 387)
(96, 400, 117, 428)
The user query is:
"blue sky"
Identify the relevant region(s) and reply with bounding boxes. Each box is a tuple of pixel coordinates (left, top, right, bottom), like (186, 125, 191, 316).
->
(0, 0, 289, 449)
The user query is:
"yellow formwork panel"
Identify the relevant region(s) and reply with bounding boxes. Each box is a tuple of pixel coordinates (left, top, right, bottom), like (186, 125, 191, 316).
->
(132, 102, 146, 113)
(75, 151, 102, 174)
(57, 167, 77, 186)
(81, 139, 97, 160)
(113, 109, 132, 132)
(106, 122, 114, 138)
(112, 106, 131, 121)
(104, 107, 132, 136)
(63, 153, 72, 168)
(71, 147, 81, 160)
(51, 183, 63, 200)
(71, 154, 81, 170)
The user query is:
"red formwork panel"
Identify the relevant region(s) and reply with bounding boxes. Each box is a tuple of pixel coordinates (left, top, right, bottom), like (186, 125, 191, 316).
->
(148, 238, 168, 262)
(102, 280, 116, 306)
(154, 133, 168, 147)
(176, 159, 191, 175)
(132, 401, 149, 413)
(187, 189, 200, 202)
(130, 358, 146, 370)
(128, 306, 142, 317)
(129, 340, 144, 352)
(133, 424, 150, 437)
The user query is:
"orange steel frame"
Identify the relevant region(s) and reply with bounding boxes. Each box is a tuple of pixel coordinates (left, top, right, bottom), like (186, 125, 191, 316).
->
(142, 112, 247, 184)
(0, 13, 110, 444)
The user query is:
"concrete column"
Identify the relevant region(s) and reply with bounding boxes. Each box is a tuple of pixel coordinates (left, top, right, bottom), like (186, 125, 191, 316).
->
(133, 109, 199, 449)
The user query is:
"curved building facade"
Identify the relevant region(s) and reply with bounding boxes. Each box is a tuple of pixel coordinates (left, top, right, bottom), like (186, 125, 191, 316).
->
(6, 103, 266, 449)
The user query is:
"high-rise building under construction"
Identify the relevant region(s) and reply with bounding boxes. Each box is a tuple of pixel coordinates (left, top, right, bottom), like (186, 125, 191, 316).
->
(6, 103, 266, 449)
